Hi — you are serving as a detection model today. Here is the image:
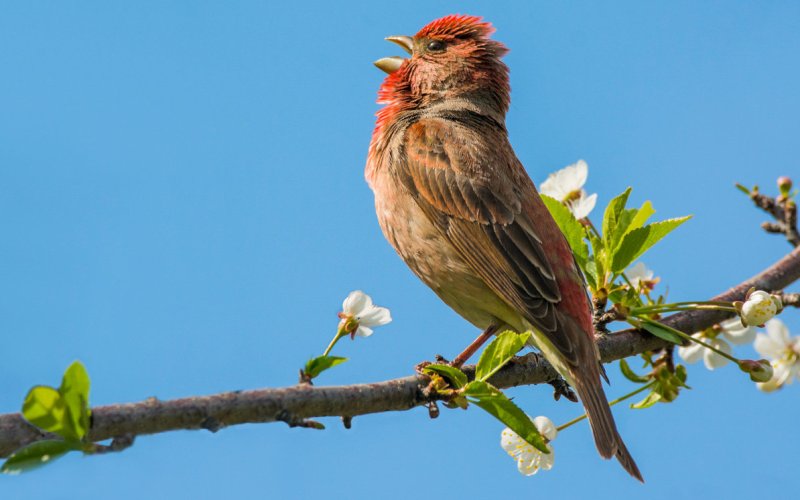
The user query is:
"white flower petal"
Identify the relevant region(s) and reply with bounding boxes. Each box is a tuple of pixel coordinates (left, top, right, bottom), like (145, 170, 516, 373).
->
(532, 416, 558, 442)
(774, 362, 793, 386)
(678, 337, 705, 364)
(517, 445, 554, 476)
(765, 319, 790, 345)
(757, 377, 781, 392)
(758, 361, 791, 392)
(626, 262, 656, 289)
(571, 160, 588, 188)
(540, 160, 588, 201)
(568, 192, 597, 219)
(719, 318, 757, 345)
(342, 290, 371, 316)
(703, 338, 732, 370)
(501, 416, 556, 477)
(357, 306, 392, 327)
(754, 333, 784, 360)
(501, 428, 524, 454)
(354, 325, 374, 338)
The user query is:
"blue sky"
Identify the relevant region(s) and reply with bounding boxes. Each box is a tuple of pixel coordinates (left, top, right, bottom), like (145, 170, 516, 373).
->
(1, 1, 799, 498)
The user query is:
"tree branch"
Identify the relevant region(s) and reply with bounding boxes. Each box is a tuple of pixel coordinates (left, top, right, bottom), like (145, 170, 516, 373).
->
(1, 245, 799, 459)
(747, 186, 800, 247)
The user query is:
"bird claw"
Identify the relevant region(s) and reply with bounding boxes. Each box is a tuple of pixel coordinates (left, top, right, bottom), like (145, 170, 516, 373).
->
(549, 377, 578, 403)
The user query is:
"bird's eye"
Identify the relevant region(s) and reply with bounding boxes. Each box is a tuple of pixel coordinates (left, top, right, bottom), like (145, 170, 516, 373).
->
(426, 40, 446, 52)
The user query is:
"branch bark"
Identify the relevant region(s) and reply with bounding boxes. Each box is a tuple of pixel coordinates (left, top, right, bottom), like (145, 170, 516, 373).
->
(2, 245, 799, 459)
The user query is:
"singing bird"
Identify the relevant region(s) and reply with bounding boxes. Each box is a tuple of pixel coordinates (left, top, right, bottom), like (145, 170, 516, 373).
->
(365, 15, 643, 481)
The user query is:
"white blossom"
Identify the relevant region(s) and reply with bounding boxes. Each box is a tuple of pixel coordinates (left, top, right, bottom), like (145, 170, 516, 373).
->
(339, 290, 392, 338)
(540, 160, 598, 219)
(754, 319, 800, 392)
(500, 416, 557, 476)
(740, 290, 782, 327)
(678, 318, 756, 371)
(626, 262, 659, 291)
(718, 317, 757, 345)
(678, 334, 732, 370)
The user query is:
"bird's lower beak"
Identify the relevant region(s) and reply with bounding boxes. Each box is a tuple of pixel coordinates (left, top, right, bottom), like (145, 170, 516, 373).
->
(374, 56, 405, 74)
(374, 35, 413, 74)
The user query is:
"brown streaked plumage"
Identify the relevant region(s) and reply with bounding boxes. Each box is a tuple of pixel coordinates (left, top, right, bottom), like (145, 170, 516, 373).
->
(366, 14, 642, 481)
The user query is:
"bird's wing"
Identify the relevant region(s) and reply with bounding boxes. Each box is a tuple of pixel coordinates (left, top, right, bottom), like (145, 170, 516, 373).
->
(393, 116, 589, 365)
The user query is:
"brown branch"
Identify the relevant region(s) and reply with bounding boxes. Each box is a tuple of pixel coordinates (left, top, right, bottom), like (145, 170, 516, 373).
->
(748, 187, 800, 247)
(1, 245, 799, 459)
(779, 292, 800, 308)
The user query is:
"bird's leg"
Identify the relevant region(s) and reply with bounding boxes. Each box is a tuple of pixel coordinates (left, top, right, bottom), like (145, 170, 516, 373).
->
(450, 325, 500, 368)
(548, 376, 579, 403)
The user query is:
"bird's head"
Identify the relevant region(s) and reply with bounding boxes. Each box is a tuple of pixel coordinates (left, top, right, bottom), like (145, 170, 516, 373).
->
(374, 15, 510, 114)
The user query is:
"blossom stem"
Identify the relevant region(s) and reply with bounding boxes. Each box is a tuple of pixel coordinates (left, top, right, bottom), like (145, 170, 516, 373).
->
(637, 317, 742, 364)
(322, 328, 347, 357)
(556, 381, 656, 432)
(631, 304, 737, 315)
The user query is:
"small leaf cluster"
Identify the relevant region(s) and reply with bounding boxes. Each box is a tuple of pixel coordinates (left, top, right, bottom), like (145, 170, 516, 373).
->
(543, 188, 690, 295)
(423, 331, 550, 454)
(620, 353, 690, 409)
(2, 362, 92, 474)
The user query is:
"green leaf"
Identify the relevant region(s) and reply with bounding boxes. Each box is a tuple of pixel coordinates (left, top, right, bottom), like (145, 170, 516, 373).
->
(583, 260, 598, 291)
(1, 440, 73, 475)
(59, 361, 91, 440)
(675, 365, 690, 388)
(22, 386, 79, 442)
(588, 232, 606, 288)
(608, 208, 638, 252)
(630, 391, 661, 410)
(602, 187, 632, 249)
(611, 216, 691, 273)
(626, 201, 655, 235)
(619, 359, 649, 383)
(423, 364, 468, 389)
(609, 201, 657, 254)
(475, 331, 530, 382)
(640, 321, 683, 345)
(464, 381, 549, 453)
(541, 195, 590, 269)
(303, 356, 348, 379)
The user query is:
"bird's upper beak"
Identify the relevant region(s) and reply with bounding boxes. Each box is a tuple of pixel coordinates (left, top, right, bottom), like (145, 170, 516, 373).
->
(374, 35, 413, 74)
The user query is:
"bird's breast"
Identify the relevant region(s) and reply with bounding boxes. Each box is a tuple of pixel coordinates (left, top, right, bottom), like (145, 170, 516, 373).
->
(368, 164, 522, 331)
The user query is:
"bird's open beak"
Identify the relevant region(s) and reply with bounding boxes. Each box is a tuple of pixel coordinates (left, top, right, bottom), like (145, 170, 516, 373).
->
(374, 35, 414, 74)
(385, 36, 413, 54)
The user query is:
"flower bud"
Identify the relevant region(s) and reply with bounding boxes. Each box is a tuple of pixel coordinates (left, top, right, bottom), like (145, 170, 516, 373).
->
(740, 290, 781, 326)
(777, 176, 792, 197)
(739, 359, 774, 383)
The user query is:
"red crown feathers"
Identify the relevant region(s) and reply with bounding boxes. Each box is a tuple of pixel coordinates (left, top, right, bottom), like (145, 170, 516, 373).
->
(415, 14, 495, 40)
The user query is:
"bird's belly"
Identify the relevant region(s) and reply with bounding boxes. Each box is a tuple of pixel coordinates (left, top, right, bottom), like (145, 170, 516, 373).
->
(373, 180, 523, 332)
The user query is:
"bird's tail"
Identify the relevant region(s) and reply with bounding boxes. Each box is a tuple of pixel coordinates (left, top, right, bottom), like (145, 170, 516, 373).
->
(526, 320, 643, 482)
(570, 366, 644, 482)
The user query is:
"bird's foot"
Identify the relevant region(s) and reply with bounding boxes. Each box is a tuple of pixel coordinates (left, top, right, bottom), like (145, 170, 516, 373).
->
(548, 376, 578, 403)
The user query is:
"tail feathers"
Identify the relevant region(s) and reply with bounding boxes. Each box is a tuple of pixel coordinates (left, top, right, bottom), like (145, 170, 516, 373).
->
(571, 371, 644, 482)
(615, 435, 644, 482)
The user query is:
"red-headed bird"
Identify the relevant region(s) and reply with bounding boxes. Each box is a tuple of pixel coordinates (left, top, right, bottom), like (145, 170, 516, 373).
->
(366, 15, 643, 481)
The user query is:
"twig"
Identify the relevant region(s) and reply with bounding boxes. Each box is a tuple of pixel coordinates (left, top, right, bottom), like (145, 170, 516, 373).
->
(747, 188, 800, 247)
(1, 246, 799, 458)
(777, 292, 800, 308)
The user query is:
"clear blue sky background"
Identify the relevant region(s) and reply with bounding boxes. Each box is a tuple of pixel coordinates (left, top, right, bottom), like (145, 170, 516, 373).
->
(1, 1, 798, 498)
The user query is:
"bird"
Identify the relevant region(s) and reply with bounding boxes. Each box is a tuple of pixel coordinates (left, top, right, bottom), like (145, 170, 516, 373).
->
(365, 14, 643, 481)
